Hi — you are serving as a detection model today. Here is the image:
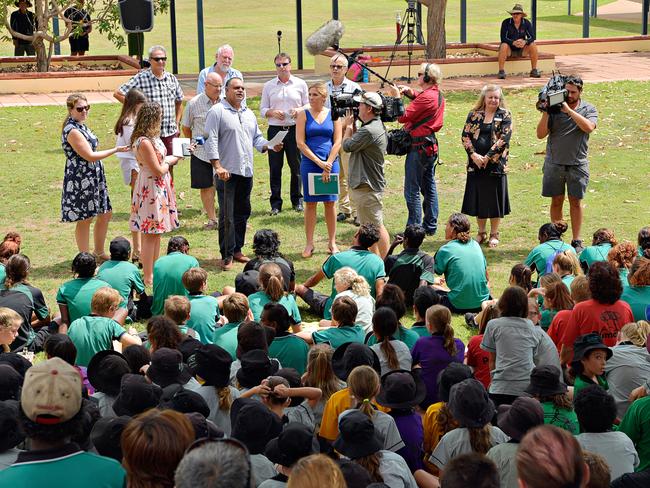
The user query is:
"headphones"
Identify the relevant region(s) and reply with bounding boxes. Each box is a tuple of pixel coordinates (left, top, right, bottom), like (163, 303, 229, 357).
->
(423, 63, 432, 83)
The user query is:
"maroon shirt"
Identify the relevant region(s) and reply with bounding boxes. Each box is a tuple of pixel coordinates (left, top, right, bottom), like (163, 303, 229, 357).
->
(398, 85, 445, 138)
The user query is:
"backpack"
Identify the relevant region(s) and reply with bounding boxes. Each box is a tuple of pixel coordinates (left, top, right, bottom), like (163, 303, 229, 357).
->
(544, 242, 565, 274)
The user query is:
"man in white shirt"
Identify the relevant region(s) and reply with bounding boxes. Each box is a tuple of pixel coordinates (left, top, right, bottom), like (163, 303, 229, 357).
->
(260, 52, 308, 216)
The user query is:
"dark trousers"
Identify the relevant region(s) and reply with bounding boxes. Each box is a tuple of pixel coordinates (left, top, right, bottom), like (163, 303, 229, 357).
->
(216, 174, 252, 259)
(268, 125, 302, 210)
(14, 43, 35, 56)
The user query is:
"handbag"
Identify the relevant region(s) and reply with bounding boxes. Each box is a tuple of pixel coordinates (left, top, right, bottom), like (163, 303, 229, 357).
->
(386, 90, 442, 156)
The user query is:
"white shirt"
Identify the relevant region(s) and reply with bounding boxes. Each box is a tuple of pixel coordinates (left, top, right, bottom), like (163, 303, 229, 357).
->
(260, 75, 308, 127)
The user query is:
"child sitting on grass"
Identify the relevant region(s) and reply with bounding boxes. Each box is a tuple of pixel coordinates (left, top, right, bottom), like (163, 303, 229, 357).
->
(571, 333, 612, 398)
(298, 296, 365, 349)
(67, 287, 141, 367)
(580, 228, 617, 274)
(525, 365, 579, 434)
(369, 307, 412, 376)
(214, 293, 252, 360)
(365, 284, 419, 349)
(248, 263, 301, 328)
(319, 267, 374, 332)
(410, 286, 440, 338)
(182, 267, 221, 344)
(164, 295, 201, 342)
(263, 303, 309, 375)
(552, 250, 583, 290)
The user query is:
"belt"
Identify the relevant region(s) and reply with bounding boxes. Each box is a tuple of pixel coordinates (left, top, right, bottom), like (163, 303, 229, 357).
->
(273, 125, 296, 131)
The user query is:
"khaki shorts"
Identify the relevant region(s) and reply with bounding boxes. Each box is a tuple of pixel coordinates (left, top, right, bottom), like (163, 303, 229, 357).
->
(350, 184, 384, 226)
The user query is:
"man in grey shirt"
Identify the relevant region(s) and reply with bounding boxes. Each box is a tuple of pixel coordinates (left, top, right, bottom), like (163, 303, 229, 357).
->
(205, 77, 282, 270)
(536, 75, 598, 253)
(342, 91, 390, 257)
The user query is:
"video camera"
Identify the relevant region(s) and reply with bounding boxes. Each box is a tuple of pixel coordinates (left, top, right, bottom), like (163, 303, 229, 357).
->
(330, 89, 405, 123)
(536, 72, 568, 114)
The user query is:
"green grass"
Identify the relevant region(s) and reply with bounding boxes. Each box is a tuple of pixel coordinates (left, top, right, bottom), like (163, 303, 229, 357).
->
(2, 80, 650, 342)
(0, 0, 641, 73)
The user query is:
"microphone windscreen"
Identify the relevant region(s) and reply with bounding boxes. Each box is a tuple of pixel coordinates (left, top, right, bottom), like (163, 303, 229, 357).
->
(305, 20, 345, 56)
(277, 30, 282, 36)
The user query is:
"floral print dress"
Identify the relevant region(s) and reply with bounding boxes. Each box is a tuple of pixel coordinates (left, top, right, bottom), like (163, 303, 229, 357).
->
(129, 136, 179, 234)
(61, 118, 112, 222)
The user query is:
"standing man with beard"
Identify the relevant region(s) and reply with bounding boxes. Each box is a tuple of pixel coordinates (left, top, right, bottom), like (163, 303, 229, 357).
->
(196, 44, 244, 103)
(536, 75, 597, 253)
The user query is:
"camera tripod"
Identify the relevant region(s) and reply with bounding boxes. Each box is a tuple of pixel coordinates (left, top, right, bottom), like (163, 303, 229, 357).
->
(384, 0, 425, 82)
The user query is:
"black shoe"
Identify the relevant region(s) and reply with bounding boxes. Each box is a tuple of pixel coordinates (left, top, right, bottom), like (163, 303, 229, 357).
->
(337, 212, 350, 222)
(269, 208, 280, 216)
(571, 239, 585, 254)
(464, 313, 478, 328)
(530, 68, 541, 78)
(498, 70, 506, 79)
(425, 230, 436, 237)
(353, 216, 360, 227)
(294, 203, 304, 212)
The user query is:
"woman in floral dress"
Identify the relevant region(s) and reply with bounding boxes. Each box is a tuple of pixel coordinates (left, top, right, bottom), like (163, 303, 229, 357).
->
(61, 93, 128, 257)
(129, 102, 181, 285)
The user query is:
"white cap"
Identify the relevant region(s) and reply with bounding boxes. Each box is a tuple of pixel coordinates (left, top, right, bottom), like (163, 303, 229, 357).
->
(353, 91, 383, 110)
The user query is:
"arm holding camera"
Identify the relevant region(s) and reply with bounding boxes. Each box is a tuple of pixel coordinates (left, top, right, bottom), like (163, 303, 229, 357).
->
(561, 102, 597, 134)
(536, 111, 550, 139)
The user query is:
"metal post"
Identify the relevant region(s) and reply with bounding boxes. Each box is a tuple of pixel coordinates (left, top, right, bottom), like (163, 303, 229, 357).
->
(643, 0, 649, 35)
(296, 0, 303, 69)
(582, 0, 590, 37)
(170, 0, 178, 74)
(52, 16, 60, 55)
(332, 0, 339, 20)
(460, 0, 467, 43)
(196, 0, 205, 70)
(531, 0, 537, 38)
(591, 0, 597, 17)
(568, 0, 571, 15)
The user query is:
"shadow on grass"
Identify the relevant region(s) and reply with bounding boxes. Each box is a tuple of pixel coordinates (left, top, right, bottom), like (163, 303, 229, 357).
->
(537, 15, 643, 35)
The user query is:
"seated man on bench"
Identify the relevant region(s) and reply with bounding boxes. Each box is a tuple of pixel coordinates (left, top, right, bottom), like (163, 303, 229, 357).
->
(498, 3, 540, 79)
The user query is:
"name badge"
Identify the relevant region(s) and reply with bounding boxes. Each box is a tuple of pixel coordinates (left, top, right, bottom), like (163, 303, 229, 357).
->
(494, 117, 502, 122)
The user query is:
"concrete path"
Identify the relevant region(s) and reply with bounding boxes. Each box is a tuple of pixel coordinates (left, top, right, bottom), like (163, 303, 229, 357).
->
(577, 0, 647, 24)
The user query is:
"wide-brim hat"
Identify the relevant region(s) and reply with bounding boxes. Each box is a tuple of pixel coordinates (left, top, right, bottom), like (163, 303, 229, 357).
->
(497, 397, 544, 442)
(15, 0, 33, 7)
(507, 3, 527, 16)
(90, 415, 131, 462)
(0, 364, 22, 401)
(572, 333, 613, 362)
(437, 363, 473, 403)
(147, 347, 193, 388)
(187, 344, 232, 388)
(230, 398, 283, 454)
(333, 410, 383, 459)
(332, 342, 381, 381)
(524, 365, 567, 397)
(235, 349, 279, 388)
(0, 400, 25, 451)
(86, 350, 130, 396)
(265, 422, 319, 467)
(448, 378, 495, 429)
(0, 352, 34, 378)
(184, 412, 224, 440)
(112, 374, 162, 417)
(159, 387, 210, 418)
(376, 369, 427, 409)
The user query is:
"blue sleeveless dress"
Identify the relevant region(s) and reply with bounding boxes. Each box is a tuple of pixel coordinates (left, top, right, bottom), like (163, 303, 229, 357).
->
(300, 109, 339, 203)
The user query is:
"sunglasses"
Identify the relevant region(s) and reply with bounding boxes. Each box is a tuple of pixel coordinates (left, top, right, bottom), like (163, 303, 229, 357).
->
(275, 62, 290, 67)
(330, 65, 346, 70)
(184, 437, 252, 486)
(151, 56, 167, 62)
(75, 105, 91, 113)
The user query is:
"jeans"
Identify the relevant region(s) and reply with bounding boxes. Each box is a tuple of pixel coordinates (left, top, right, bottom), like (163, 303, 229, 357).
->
(216, 174, 252, 259)
(404, 148, 438, 234)
(268, 125, 302, 210)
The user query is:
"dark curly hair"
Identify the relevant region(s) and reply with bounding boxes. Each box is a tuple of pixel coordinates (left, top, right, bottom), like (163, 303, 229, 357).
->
(574, 385, 616, 433)
(638, 227, 650, 252)
(607, 241, 637, 271)
(252, 229, 282, 259)
(629, 257, 650, 287)
(375, 284, 406, 320)
(167, 236, 190, 254)
(404, 224, 426, 249)
(538, 221, 568, 243)
(448, 213, 471, 244)
(413, 286, 440, 319)
(19, 398, 93, 443)
(588, 261, 622, 305)
(71, 252, 97, 278)
(591, 228, 617, 247)
(357, 224, 380, 249)
(510, 264, 533, 292)
(146, 316, 182, 351)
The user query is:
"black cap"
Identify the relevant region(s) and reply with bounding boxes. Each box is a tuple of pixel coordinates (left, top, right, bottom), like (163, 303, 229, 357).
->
(0, 400, 25, 451)
(188, 344, 232, 388)
(265, 423, 319, 467)
(525, 365, 567, 397)
(497, 397, 544, 441)
(337, 459, 373, 488)
(333, 410, 382, 459)
(109, 237, 131, 260)
(112, 374, 163, 417)
(332, 342, 381, 381)
(235, 350, 279, 388)
(235, 270, 260, 296)
(147, 348, 192, 387)
(572, 333, 612, 362)
(87, 350, 131, 396)
(448, 379, 495, 429)
(376, 369, 427, 410)
(90, 416, 131, 462)
(159, 386, 210, 418)
(230, 398, 283, 454)
(437, 363, 474, 403)
(0, 364, 22, 401)
(0, 352, 33, 377)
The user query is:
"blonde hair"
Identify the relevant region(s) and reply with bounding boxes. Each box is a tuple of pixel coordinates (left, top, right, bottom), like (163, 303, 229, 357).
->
(347, 365, 380, 418)
(91, 287, 122, 315)
(259, 263, 285, 302)
(540, 272, 562, 289)
(308, 82, 328, 100)
(473, 84, 506, 111)
(223, 293, 249, 322)
(304, 344, 341, 401)
(620, 321, 650, 347)
(553, 251, 583, 276)
(426, 305, 457, 356)
(164, 295, 191, 325)
(570, 275, 591, 303)
(63, 93, 88, 130)
(334, 267, 370, 297)
(216, 386, 233, 411)
(0, 307, 21, 352)
(131, 101, 162, 145)
(288, 454, 346, 488)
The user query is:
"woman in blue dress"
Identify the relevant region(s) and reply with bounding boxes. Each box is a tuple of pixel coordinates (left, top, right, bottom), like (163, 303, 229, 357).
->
(296, 82, 342, 258)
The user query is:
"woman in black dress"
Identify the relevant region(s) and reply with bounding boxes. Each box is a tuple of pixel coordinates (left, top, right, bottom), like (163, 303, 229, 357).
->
(461, 85, 512, 248)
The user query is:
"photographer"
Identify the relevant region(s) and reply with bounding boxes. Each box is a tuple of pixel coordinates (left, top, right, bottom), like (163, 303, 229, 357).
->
(389, 62, 445, 236)
(536, 75, 598, 253)
(342, 92, 390, 257)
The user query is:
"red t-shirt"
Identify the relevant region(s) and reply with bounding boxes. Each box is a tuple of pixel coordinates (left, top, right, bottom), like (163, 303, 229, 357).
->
(548, 309, 572, 351)
(466, 334, 491, 389)
(561, 299, 634, 353)
(397, 85, 445, 138)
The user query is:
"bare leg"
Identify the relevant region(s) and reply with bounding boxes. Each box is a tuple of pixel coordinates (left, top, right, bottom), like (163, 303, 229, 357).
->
(371, 224, 391, 259)
(93, 211, 112, 256)
(200, 187, 217, 222)
(324, 201, 338, 253)
(489, 217, 501, 247)
(303, 202, 317, 257)
(550, 195, 565, 223)
(498, 43, 511, 71)
(141, 233, 161, 286)
(526, 42, 539, 69)
(568, 196, 583, 241)
(129, 170, 141, 257)
(74, 218, 93, 253)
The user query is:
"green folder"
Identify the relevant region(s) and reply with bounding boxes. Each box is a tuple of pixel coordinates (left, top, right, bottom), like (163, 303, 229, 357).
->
(308, 172, 339, 195)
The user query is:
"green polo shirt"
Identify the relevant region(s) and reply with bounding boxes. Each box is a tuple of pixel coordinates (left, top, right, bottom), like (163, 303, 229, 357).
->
(248, 291, 302, 324)
(96, 260, 145, 303)
(410, 322, 430, 339)
(561, 274, 575, 290)
(56, 277, 113, 323)
(151, 251, 200, 316)
(524, 239, 574, 277)
(574, 374, 608, 400)
(542, 401, 579, 434)
(385, 248, 436, 284)
(365, 324, 420, 350)
(621, 286, 650, 321)
(312, 325, 366, 350)
(0, 263, 5, 285)
(187, 294, 221, 344)
(268, 334, 309, 374)
(580, 243, 612, 272)
(619, 396, 650, 472)
(434, 239, 490, 310)
(213, 321, 241, 360)
(67, 315, 126, 367)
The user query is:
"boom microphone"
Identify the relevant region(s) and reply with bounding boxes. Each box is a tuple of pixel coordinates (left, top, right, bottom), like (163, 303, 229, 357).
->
(305, 20, 345, 56)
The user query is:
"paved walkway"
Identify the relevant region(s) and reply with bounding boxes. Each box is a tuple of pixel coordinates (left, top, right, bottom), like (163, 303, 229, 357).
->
(1, 50, 649, 107)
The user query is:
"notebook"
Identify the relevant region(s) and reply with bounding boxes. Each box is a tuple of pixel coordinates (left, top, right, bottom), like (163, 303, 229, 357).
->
(308, 173, 339, 196)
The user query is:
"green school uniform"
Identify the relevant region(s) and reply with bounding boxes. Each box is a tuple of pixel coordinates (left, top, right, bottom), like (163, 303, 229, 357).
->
(580, 243, 612, 271)
(541, 401, 580, 434)
(540, 308, 558, 331)
(213, 321, 240, 360)
(434, 239, 490, 310)
(573, 374, 608, 399)
(0, 263, 5, 285)
(67, 316, 127, 367)
(312, 325, 366, 349)
(268, 334, 309, 374)
(248, 291, 302, 324)
(187, 294, 220, 344)
(561, 274, 575, 290)
(96, 260, 145, 304)
(619, 268, 630, 287)
(410, 322, 429, 338)
(619, 396, 650, 472)
(366, 324, 420, 350)
(524, 239, 574, 278)
(151, 252, 200, 316)
(621, 286, 650, 321)
(56, 277, 113, 323)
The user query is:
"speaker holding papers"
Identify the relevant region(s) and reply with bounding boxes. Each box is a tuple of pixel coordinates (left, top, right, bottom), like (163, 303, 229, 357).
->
(308, 173, 339, 196)
(119, 0, 154, 33)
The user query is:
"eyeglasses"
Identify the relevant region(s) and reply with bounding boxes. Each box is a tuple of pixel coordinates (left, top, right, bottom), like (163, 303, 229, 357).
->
(205, 82, 223, 88)
(275, 62, 290, 67)
(151, 56, 167, 62)
(75, 105, 91, 113)
(330, 65, 346, 70)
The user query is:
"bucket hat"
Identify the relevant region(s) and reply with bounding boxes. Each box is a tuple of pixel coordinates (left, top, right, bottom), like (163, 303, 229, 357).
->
(448, 378, 495, 429)
(332, 342, 380, 381)
(437, 363, 473, 403)
(376, 369, 427, 409)
(497, 397, 544, 441)
(572, 333, 612, 362)
(112, 374, 162, 417)
(333, 410, 382, 459)
(265, 422, 319, 467)
(235, 349, 279, 388)
(146, 347, 193, 387)
(230, 398, 283, 454)
(524, 365, 567, 397)
(87, 350, 130, 396)
(188, 344, 232, 387)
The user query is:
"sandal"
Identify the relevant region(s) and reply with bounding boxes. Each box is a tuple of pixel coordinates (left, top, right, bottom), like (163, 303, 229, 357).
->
(301, 246, 314, 259)
(328, 245, 340, 255)
(476, 231, 488, 245)
(132, 254, 142, 269)
(488, 232, 500, 248)
(93, 252, 111, 263)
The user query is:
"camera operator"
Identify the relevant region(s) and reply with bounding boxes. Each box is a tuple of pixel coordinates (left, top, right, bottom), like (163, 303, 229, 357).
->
(326, 53, 361, 225)
(388, 62, 445, 236)
(536, 75, 598, 253)
(342, 92, 390, 257)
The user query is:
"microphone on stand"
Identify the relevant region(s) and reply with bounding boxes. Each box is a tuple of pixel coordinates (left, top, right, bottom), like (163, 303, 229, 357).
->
(277, 30, 283, 54)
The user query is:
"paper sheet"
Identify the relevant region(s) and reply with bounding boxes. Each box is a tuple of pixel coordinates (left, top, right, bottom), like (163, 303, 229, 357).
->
(267, 130, 288, 148)
(171, 137, 192, 157)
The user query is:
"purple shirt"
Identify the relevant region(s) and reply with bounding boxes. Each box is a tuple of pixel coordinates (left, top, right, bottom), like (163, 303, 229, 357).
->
(392, 411, 425, 472)
(411, 334, 465, 408)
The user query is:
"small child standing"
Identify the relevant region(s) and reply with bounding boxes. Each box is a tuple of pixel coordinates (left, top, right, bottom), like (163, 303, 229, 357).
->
(67, 287, 141, 367)
(571, 333, 612, 398)
(182, 267, 220, 344)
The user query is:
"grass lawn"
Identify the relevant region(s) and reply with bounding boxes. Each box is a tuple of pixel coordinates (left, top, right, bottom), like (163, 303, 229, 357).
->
(1, 80, 649, 342)
(0, 0, 641, 73)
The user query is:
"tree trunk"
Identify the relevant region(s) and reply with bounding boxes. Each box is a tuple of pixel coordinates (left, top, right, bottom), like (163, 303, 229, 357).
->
(34, 37, 48, 72)
(425, 0, 447, 59)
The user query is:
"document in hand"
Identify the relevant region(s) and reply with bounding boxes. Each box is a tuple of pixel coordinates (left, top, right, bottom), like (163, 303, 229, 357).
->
(172, 137, 192, 157)
(308, 172, 339, 195)
(267, 130, 289, 147)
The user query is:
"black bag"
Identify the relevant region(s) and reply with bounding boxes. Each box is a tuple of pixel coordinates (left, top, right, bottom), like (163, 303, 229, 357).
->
(386, 128, 413, 156)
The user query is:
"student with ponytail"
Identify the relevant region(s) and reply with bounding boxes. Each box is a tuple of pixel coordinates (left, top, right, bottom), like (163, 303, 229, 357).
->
(525, 220, 574, 281)
(248, 263, 301, 327)
(369, 307, 412, 375)
(302, 344, 344, 428)
(580, 228, 617, 274)
(552, 250, 582, 290)
(412, 305, 465, 409)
